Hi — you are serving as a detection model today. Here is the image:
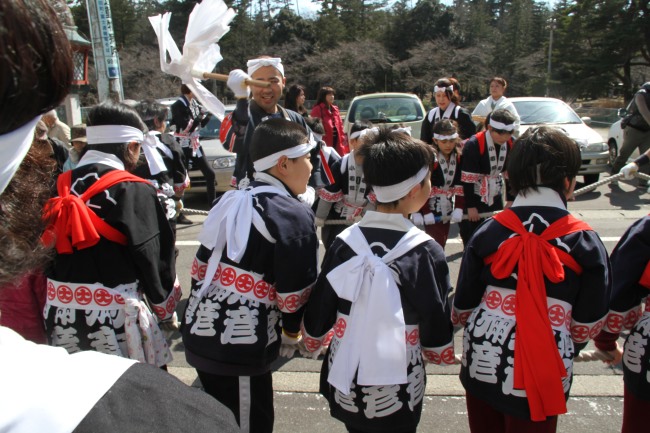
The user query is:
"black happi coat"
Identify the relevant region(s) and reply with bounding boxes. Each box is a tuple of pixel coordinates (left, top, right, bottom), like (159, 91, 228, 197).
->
(182, 176, 319, 376)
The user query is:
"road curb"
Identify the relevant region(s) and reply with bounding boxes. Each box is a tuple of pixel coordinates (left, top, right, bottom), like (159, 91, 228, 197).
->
(168, 367, 623, 397)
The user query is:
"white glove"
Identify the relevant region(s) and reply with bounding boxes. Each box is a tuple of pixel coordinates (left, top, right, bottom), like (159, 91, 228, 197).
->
(411, 212, 424, 227)
(298, 186, 316, 206)
(314, 217, 325, 227)
(423, 213, 436, 225)
(227, 69, 251, 99)
(159, 311, 180, 340)
(450, 208, 464, 223)
(279, 331, 302, 359)
(620, 162, 639, 180)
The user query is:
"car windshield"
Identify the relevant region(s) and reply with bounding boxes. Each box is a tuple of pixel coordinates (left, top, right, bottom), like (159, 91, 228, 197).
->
(348, 97, 424, 124)
(512, 100, 582, 125)
(199, 115, 223, 139)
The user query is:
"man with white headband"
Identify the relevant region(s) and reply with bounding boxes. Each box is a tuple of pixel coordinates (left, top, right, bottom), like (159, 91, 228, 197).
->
(42, 101, 181, 369)
(460, 108, 517, 246)
(0, 1, 239, 432)
(301, 126, 454, 433)
(182, 118, 320, 433)
(226, 56, 313, 189)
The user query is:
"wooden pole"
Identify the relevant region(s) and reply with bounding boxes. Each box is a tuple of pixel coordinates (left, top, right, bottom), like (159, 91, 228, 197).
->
(200, 72, 270, 88)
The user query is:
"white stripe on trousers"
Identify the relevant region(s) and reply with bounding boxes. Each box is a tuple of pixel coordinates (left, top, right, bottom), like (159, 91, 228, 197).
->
(239, 376, 251, 433)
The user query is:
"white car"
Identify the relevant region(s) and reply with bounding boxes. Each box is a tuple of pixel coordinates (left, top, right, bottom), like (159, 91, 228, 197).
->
(194, 105, 237, 192)
(607, 101, 633, 167)
(510, 97, 610, 184)
(343, 93, 426, 138)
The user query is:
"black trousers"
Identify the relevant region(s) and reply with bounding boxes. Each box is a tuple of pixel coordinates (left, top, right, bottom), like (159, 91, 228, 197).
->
(183, 147, 216, 206)
(459, 219, 485, 247)
(197, 370, 274, 433)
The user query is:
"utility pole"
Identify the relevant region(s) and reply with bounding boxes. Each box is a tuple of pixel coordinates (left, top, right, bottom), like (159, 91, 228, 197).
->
(546, 17, 555, 97)
(86, 0, 124, 102)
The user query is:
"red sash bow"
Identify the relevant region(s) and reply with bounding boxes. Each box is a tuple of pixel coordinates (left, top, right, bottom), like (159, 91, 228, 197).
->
(484, 209, 591, 421)
(42, 170, 149, 254)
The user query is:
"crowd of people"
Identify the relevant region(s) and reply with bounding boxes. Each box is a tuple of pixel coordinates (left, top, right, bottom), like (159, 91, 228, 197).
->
(2, 1, 650, 433)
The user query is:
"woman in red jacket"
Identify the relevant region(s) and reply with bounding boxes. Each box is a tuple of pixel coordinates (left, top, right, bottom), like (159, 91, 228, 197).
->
(311, 86, 348, 155)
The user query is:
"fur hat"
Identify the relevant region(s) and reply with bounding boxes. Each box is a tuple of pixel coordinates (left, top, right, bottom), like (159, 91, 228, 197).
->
(70, 123, 87, 143)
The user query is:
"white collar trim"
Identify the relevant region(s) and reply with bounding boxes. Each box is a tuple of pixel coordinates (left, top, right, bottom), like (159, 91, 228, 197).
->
(76, 150, 125, 170)
(512, 187, 567, 210)
(358, 210, 414, 232)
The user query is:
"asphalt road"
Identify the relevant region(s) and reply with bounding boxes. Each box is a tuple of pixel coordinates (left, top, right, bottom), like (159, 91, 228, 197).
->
(169, 127, 649, 432)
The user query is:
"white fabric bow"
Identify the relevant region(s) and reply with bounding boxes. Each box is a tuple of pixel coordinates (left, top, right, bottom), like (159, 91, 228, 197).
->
(141, 132, 168, 175)
(326, 224, 430, 395)
(149, 0, 236, 120)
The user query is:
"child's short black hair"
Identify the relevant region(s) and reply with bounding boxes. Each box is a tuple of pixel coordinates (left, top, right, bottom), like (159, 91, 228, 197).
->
(250, 118, 310, 168)
(305, 116, 325, 135)
(507, 126, 581, 196)
(357, 127, 433, 203)
(486, 109, 516, 128)
(350, 120, 373, 135)
(136, 99, 169, 131)
(432, 119, 457, 136)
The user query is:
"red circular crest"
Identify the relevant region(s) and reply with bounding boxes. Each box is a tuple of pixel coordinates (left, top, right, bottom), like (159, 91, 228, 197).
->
(441, 347, 455, 364)
(459, 311, 472, 325)
(57, 285, 73, 304)
(451, 308, 459, 325)
(191, 259, 198, 278)
(235, 274, 255, 293)
(624, 310, 639, 329)
(197, 265, 207, 281)
(589, 320, 604, 339)
(166, 297, 177, 314)
(213, 264, 222, 282)
(564, 310, 572, 330)
(94, 288, 113, 306)
(283, 294, 300, 312)
(276, 295, 285, 310)
(502, 295, 516, 316)
(220, 267, 236, 286)
(268, 286, 277, 302)
(424, 350, 441, 365)
(485, 291, 502, 309)
(548, 305, 566, 327)
(322, 330, 334, 346)
(304, 337, 321, 352)
(153, 306, 166, 318)
(571, 325, 589, 342)
(47, 282, 56, 301)
(606, 314, 624, 333)
(114, 294, 125, 304)
(300, 287, 312, 305)
(406, 329, 419, 345)
(254, 280, 270, 299)
(74, 286, 92, 305)
(334, 318, 347, 338)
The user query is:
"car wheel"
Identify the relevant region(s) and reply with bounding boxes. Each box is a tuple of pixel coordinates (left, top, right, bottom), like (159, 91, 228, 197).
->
(608, 139, 618, 166)
(584, 174, 599, 185)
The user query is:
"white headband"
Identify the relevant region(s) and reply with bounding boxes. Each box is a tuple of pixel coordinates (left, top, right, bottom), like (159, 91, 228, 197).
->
(373, 166, 429, 203)
(392, 126, 412, 136)
(247, 57, 284, 77)
(86, 125, 145, 145)
(0, 116, 39, 196)
(142, 132, 168, 176)
(433, 132, 459, 140)
(434, 85, 453, 93)
(349, 130, 366, 140)
(489, 119, 515, 131)
(253, 139, 317, 172)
